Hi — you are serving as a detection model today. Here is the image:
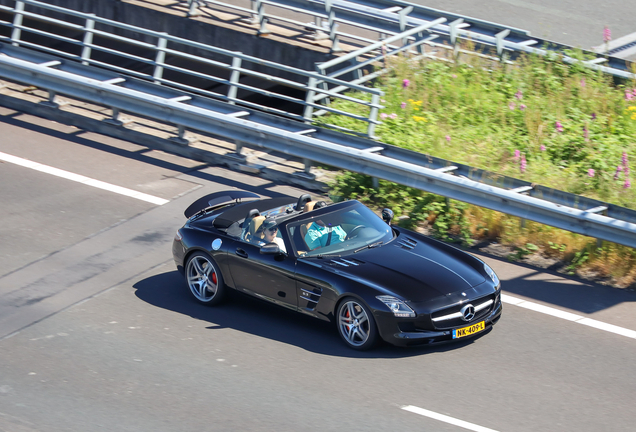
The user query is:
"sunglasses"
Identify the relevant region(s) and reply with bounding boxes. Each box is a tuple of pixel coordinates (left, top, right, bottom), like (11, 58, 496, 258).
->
(267, 227, 278, 233)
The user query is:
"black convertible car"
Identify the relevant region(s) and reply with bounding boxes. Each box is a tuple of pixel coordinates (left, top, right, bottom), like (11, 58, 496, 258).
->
(173, 190, 502, 350)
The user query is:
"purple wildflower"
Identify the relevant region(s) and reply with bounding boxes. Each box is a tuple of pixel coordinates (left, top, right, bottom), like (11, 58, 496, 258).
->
(519, 104, 526, 111)
(515, 90, 523, 100)
(514, 149, 521, 161)
(520, 155, 527, 173)
(604, 26, 611, 43)
(389, 113, 397, 119)
(614, 165, 623, 180)
(380, 113, 388, 119)
(402, 79, 410, 89)
(625, 91, 633, 101)
(580, 78, 586, 88)
(624, 178, 631, 189)
(400, 102, 407, 109)
(508, 102, 516, 110)
(583, 126, 589, 141)
(555, 121, 564, 132)
(540, 145, 546, 152)
(588, 169, 595, 177)
(445, 135, 451, 143)
(591, 113, 596, 120)
(623, 152, 629, 167)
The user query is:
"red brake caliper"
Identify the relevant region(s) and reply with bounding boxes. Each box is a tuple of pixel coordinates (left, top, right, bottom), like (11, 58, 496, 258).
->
(212, 272, 217, 285)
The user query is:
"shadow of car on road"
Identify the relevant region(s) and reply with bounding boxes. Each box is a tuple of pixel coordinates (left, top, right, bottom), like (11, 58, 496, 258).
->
(133, 270, 491, 359)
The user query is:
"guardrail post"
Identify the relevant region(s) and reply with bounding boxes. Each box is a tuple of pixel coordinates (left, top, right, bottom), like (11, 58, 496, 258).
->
(496, 29, 511, 62)
(256, 0, 270, 35)
(312, 16, 328, 40)
(105, 107, 123, 126)
(81, 14, 96, 66)
(325, 0, 342, 53)
(40, 90, 58, 108)
(449, 19, 464, 60)
(228, 56, 242, 104)
(169, 125, 189, 146)
(187, 0, 200, 17)
(11, 1, 25, 47)
(398, 6, 413, 47)
(367, 93, 380, 139)
(303, 76, 317, 122)
(153, 33, 168, 84)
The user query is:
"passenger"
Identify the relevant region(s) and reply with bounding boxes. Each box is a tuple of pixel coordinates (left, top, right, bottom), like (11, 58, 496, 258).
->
(259, 219, 287, 253)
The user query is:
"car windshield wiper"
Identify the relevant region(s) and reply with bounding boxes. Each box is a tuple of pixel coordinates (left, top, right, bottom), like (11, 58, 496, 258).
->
(354, 241, 383, 253)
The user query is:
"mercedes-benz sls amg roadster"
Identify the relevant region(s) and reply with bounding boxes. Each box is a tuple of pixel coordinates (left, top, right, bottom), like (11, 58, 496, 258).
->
(173, 190, 502, 350)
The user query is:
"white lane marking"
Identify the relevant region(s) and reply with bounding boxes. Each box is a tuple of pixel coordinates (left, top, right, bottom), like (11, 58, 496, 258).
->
(0, 151, 169, 205)
(402, 405, 499, 432)
(501, 294, 636, 339)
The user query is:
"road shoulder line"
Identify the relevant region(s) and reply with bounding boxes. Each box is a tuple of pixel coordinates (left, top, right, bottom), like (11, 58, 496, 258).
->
(502, 293, 636, 339)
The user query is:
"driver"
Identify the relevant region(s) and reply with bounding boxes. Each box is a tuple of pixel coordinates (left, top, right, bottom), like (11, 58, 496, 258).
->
(259, 219, 287, 253)
(304, 219, 346, 250)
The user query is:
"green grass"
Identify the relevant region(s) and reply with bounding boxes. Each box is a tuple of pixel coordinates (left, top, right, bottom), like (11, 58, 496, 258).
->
(323, 51, 636, 207)
(322, 50, 636, 288)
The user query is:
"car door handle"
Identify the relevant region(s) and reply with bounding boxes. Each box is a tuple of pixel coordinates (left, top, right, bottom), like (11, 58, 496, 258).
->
(235, 248, 248, 258)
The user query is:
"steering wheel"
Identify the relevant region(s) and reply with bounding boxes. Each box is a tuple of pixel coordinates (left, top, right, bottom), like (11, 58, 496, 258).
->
(345, 225, 365, 240)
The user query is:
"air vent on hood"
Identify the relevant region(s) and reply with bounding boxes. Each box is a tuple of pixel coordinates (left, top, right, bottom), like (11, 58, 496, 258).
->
(329, 258, 365, 267)
(397, 237, 417, 249)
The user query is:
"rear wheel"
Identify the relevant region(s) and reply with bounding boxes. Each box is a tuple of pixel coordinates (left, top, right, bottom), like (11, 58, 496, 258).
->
(336, 297, 378, 350)
(185, 252, 225, 305)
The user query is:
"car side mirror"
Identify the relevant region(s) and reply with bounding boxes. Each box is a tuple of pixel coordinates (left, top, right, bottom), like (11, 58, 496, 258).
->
(382, 208, 394, 225)
(260, 243, 284, 255)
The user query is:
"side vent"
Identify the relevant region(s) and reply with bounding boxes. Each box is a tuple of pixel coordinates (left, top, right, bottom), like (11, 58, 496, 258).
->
(329, 258, 365, 267)
(300, 287, 322, 310)
(397, 237, 417, 250)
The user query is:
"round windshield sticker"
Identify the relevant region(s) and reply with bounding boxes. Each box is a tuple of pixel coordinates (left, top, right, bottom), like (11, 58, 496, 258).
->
(212, 239, 222, 250)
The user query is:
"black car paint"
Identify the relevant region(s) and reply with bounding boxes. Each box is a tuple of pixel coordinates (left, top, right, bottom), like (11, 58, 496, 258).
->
(173, 198, 502, 347)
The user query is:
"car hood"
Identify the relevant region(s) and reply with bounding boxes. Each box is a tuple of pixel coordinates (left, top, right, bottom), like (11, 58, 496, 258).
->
(326, 238, 486, 302)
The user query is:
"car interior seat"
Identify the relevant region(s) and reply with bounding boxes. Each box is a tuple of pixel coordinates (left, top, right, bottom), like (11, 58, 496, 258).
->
(246, 215, 266, 244)
(241, 209, 260, 240)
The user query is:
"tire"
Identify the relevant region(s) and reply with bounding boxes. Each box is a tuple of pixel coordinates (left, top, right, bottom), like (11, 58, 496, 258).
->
(336, 297, 378, 350)
(185, 252, 226, 305)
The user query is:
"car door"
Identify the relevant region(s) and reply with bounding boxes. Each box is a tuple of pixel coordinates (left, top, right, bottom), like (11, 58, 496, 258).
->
(226, 236, 298, 310)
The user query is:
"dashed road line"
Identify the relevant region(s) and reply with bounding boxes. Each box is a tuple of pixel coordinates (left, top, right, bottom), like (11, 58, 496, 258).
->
(502, 293, 636, 339)
(402, 405, 499, 432)
(0, 151, 169, 205)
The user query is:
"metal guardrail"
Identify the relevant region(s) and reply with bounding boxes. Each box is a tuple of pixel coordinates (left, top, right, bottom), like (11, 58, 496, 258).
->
(188, 0, 636, 80)
(0, 0, 388, 137)
(0, 45, 634, 248)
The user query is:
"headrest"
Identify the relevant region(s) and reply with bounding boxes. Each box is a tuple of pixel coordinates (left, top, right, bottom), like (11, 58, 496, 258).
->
(248, 215, 266, 236)
(303, 201, 317, 213)
(245, 208, 260, 221)
(296, 194, 311, 210)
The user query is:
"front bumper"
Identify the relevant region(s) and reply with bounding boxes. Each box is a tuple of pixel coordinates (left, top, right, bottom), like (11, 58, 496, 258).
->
(375, 299, 503, 347)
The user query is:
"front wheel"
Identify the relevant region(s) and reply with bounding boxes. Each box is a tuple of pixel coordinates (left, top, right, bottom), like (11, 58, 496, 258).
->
(336, 297, 378, 350)
(185, 252, 226, 305)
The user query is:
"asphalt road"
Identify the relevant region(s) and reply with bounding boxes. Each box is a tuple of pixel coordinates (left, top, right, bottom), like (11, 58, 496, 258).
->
(410, 0, 635, 50)
(1, 109, 636, 431)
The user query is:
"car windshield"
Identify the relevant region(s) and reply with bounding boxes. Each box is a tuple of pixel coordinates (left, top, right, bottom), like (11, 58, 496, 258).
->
(287, 202, 394, 257)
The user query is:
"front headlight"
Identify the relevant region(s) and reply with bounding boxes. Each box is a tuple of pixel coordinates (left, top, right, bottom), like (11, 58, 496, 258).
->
(484, 263, 500, 288)
(376, 295, 416, 318)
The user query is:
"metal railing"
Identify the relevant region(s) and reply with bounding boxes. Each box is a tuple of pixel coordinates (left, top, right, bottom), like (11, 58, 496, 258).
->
(187, 0, 636, 80)
(0, 0, 389, 137)
(0, 44, 634, 248)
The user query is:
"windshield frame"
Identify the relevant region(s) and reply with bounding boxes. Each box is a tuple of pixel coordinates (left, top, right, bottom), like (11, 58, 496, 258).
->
(285, 201, 394, 258)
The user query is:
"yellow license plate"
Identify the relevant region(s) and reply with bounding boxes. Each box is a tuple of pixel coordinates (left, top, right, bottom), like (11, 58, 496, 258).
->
(453, 321, 485, 339)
